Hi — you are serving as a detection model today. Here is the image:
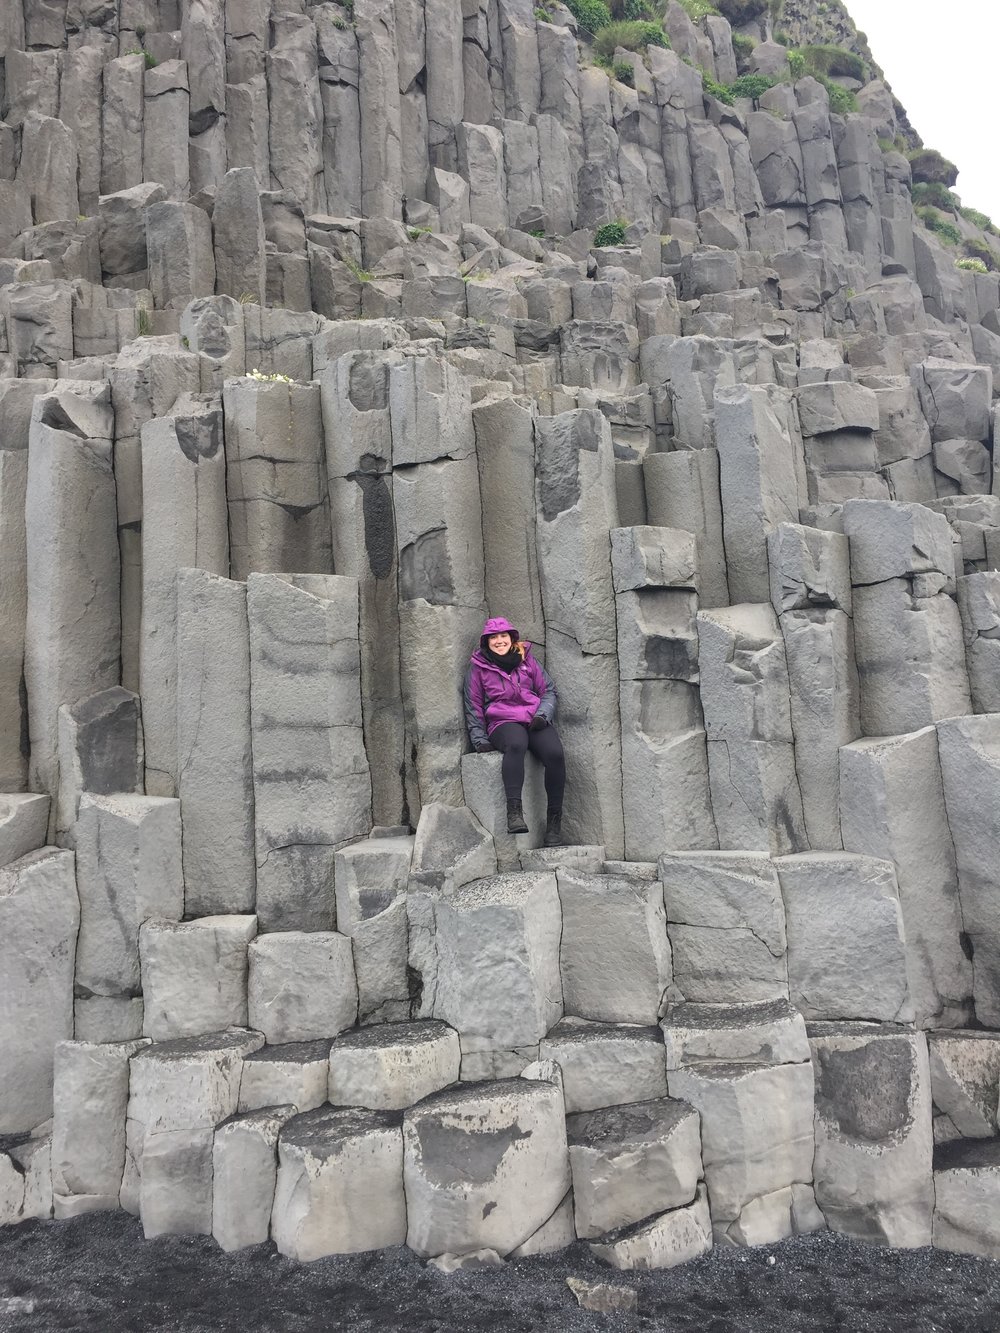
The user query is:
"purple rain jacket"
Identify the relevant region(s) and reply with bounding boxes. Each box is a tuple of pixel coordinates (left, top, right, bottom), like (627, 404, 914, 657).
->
(463, 617, 557, 749)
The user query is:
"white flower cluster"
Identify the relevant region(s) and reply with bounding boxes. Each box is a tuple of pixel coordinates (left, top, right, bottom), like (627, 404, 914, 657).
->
(246, 368, 294, 384)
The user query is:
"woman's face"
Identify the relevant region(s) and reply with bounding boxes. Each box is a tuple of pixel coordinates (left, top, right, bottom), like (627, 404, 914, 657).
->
(487, 632, 513, 655)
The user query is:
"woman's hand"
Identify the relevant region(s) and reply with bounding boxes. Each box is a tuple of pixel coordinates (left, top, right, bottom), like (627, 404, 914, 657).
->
(529, 714, 548, 731)
(474, 741, 494, 753)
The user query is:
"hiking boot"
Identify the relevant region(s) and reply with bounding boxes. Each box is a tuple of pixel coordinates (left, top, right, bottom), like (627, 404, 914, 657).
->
(543, 809, 564, 847)
(506, 799, 529, 835)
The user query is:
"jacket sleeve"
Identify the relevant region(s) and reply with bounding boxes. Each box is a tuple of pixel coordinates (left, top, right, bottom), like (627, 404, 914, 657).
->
(463, 664, 491, 749)
(535, 661, 557, 723)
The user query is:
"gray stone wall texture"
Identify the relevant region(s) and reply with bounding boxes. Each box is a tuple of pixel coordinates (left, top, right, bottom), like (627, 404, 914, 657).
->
(2, 0, 1000, 1271)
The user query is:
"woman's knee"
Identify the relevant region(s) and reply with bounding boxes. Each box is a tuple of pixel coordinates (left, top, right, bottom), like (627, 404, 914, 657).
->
(497, 725, 528, 755)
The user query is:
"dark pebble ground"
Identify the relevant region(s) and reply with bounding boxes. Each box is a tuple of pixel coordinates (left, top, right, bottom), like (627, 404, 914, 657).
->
(1, 1213, 998, 1333)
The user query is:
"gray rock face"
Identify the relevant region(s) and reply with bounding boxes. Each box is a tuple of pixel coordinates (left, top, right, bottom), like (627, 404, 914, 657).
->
(0, 849, 79, 1133)
(540, 1020, 668, 1113)
(660, 851, 788, 1004)
(328, 1021, 460, 1110)
(213, 1105, 297, 1253)
(662, 1000, 809, 1071)
(74, 794, 183, 998)
(775, 853, 911, 1023)
(248, 573, 372, 931)
(51, 1038, 150, 1209)
(557, 869, 671, 1025)
(937, 715, 1000, 1027)
(567, 1097, 702, 1239)
(24, 387, 119, 806)
(273, 1105, 407, 1260)
(933, 1140, 1000, 1260)
(839, 728, 971, 1029)
(810, 1024, 933, 1248)
(139, 916, 257, 1041)
(415, 870, 562, 1050)
(403, 1077, 570, 1259)
(588, 1181, 713, 1270)
(248, 931, 358, 1043)
(176, 569, 255, 917)
(239, 1042, 332, 1116)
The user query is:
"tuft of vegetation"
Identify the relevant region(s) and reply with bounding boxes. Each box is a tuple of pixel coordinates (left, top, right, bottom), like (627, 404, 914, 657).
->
(957, 257, 988, 274)
(614, 0, 657, 18)
(822, 78, 857, 115)
(564, 0, 613, 33)
(911, 182, 958, 212)
(593, 19, 669, 57)
(612, 59, 635, 85)
(702, 73, 735, 103)
(343, 255, 374, 282)
(728, 72, 778, 100)
(137, 308, 152, 337)
(958, 206, 1000, 238)
(797, 44, 866, 80)
(594, 220, 628, 247)
(124, 46, 157, 68)
(238, 290, 260, 304)
(675, 0, 719, 18)
(917, 207, 961, 247)
(534, 6, 552, 20)
(907, 148, 959, 188)
(731, 32, 755, 62)
(786, 49, 805, 79)
(962, 238, 999, 271)
(407, 226, 433, 240)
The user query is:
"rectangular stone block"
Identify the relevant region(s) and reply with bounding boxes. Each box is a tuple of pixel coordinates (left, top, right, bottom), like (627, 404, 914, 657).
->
(0, 849, 79, 1132)
(660, 851, 788, 1004)
(248, 573, 372, 931)
(139, 405, 229, 796)
(840, 728, 972, 1029)
(557, 869, 672, 1026)
(74, 793, 183, 998)
(176, 569, 255, 917)
(776, 853, 911, 1023)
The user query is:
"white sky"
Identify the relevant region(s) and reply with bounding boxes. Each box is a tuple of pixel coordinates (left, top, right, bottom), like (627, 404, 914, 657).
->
(845, 0, 1000, 225)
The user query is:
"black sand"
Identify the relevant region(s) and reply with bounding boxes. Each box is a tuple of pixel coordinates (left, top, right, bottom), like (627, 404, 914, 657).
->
(2, 1213, 999, 1332)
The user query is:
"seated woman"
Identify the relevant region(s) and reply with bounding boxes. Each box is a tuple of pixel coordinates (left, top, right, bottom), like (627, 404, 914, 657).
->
(463, 616, 566, 846)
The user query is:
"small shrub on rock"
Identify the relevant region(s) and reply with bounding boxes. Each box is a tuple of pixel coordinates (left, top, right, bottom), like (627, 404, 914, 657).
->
(957, 257, 988, 274)
(729, 73, 778, 100)
(593, 19, 669, 56)
(962, 238, 999, 271)
(564, 0, 613, 33)
(594, 220, 628, 247)
(675, 0, 719, 18)
(798, 44, 867, 81)
(911, 182, 958, 212)
(613, 59, 635, 84)
(917, 207, 961, 247)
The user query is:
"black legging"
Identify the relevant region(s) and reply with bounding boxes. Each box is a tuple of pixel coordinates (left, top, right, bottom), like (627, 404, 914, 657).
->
(490, 722, 566, 810)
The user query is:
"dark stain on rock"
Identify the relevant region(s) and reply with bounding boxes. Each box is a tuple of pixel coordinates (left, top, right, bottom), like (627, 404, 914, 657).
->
(175, 411, 223, 463)
(399, 529, 454, 605)
(816, 1040, 914, 1143)
(482, 1201, 497, 1219)
(414, 1118, 532, 1186)
(349, 471, 395, 581)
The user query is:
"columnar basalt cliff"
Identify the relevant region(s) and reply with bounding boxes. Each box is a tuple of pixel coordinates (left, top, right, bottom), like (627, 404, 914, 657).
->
(2, 0, 1000, 1270)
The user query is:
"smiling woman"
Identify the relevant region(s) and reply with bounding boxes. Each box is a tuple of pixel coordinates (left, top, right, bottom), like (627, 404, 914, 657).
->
(463, 616, 567, 845)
